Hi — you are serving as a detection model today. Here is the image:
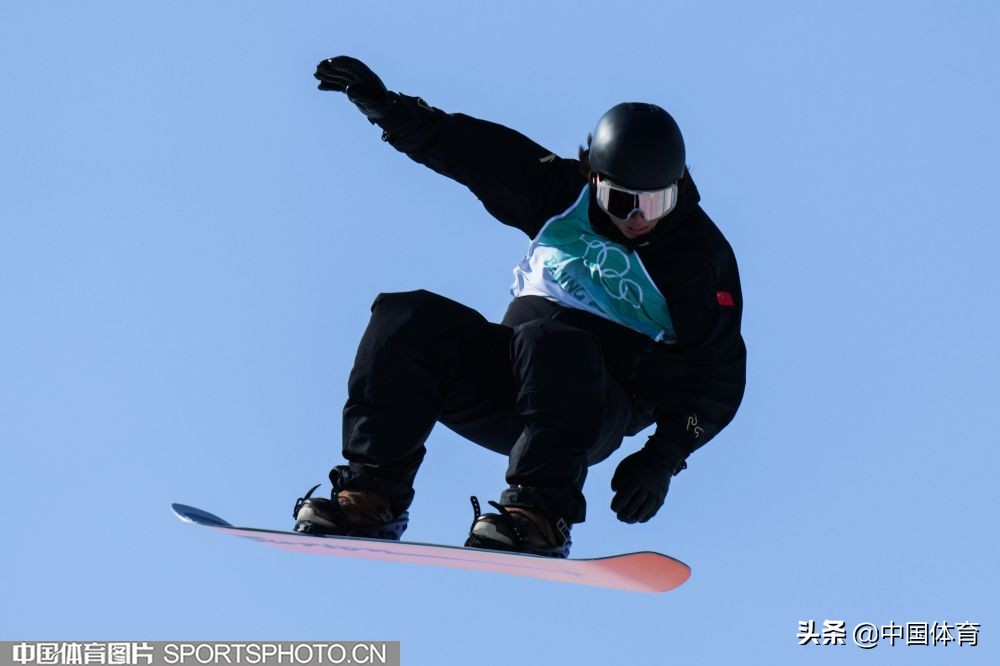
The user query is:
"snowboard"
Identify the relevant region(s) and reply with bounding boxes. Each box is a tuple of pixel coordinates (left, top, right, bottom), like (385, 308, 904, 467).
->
(171, 503, 690, 593)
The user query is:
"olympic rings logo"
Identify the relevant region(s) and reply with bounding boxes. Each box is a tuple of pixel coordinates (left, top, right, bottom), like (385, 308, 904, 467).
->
(579, 236, 644, 309)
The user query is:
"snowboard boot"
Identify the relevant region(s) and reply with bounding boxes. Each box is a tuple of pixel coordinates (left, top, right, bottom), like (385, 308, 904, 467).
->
(292, 484, 409, 540)
(464, 496, 572, 558)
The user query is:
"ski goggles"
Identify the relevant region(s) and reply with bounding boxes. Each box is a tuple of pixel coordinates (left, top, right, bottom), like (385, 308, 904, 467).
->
(594, 175, 679, 220)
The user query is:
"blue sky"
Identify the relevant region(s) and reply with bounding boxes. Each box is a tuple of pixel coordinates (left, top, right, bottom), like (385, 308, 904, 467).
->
(2, 1, 998, 664)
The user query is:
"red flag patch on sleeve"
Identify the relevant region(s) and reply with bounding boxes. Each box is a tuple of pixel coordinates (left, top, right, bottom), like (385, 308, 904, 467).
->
(716, 291, 735, 307)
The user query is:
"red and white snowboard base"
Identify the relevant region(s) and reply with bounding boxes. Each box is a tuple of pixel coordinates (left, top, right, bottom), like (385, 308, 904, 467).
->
(172, 503, 690, 593)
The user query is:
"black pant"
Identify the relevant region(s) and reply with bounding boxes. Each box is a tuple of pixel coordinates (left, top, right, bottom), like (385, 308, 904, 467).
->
(330, 290, 632, 524)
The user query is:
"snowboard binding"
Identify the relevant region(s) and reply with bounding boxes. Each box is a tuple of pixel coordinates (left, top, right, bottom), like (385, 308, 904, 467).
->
(293, 484, 409, 540)
(464, 496, 572, 558)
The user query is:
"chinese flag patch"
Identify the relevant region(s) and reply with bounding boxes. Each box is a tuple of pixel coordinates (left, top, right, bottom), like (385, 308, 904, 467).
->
(716, 291, 735, 307)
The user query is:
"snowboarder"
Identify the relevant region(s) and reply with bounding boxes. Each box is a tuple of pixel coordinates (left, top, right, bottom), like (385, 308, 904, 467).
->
(293, 56, 747, 558)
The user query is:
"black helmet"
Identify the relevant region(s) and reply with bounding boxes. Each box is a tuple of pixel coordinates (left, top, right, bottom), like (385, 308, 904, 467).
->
(588, 102, 686, 190)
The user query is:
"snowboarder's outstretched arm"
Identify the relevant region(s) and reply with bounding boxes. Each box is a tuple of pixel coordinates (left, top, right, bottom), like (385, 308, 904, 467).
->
(315, 56, 584, 237)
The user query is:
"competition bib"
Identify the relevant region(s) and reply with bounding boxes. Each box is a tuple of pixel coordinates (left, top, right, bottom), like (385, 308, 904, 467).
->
(511, 186, 677, 342)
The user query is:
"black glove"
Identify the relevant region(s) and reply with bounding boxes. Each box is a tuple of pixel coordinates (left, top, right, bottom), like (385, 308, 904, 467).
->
(314, 56, 391, 120)
(610, 444, 686, 524)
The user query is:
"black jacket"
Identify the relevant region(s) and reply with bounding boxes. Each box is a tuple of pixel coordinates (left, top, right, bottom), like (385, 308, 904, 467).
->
(371, 92, 746, 465)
